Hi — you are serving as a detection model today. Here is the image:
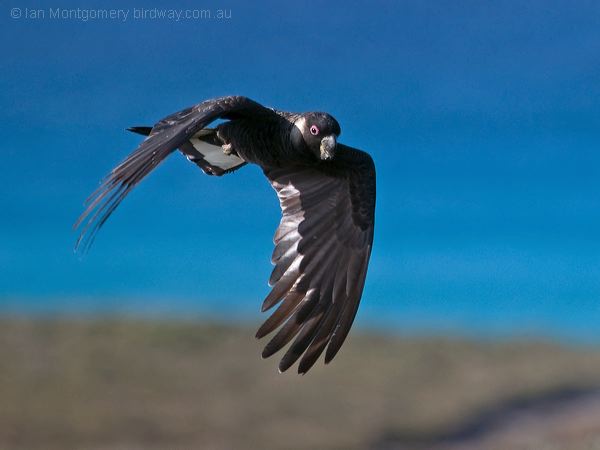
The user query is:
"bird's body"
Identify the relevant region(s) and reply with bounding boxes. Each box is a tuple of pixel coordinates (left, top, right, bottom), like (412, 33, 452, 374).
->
(76, 96, 375, 374)
(215, 110, 296, 166)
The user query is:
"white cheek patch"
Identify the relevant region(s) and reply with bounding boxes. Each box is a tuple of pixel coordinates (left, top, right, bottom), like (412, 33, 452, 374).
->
(294, 117, 307, 135)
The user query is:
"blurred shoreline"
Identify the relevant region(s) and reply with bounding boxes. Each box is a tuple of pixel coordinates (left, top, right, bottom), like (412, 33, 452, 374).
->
(1, 316, 600, 449)
(3, 296, 600, 348)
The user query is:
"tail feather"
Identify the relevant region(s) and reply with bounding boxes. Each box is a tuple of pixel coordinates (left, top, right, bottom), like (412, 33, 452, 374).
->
(127, 126, 153, 136)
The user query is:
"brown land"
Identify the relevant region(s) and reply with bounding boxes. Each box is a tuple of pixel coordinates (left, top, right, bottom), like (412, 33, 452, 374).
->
(1, 317, 600, 450)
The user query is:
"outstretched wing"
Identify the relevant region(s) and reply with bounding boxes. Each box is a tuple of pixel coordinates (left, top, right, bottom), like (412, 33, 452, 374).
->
(129, 126, 247, 176)
(257, 145, 376, 373)
(74, 96, 278, 251)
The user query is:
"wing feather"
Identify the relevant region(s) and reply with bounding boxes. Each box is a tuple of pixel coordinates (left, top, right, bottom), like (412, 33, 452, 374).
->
(261, 289, 320, 359)
(74, 96, 277, 251)
(258, 145, 376, 373)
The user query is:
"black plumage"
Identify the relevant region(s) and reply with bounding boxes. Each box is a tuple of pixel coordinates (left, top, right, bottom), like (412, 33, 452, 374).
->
(75, 96, 376, 373)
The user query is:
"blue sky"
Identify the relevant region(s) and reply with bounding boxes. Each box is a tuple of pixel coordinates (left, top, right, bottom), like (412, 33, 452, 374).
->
(2, 1, 600, 341)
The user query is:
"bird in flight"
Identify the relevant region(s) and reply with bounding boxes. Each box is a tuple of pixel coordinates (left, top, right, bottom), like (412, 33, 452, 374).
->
(75, 96, 376, 373)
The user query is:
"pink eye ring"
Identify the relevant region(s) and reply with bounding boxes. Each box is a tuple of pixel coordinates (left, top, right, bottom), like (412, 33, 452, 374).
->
(310, 125, 319, 135)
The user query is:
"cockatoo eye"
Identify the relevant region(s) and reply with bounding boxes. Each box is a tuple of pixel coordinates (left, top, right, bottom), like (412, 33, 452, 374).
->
(310, 125, 319, 135)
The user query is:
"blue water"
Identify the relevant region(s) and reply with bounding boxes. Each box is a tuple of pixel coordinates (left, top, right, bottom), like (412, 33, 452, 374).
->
(2, 0, 600, 342)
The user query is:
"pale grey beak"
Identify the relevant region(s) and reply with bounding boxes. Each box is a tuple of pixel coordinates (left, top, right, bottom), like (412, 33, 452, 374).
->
(320, 135, 337, 160)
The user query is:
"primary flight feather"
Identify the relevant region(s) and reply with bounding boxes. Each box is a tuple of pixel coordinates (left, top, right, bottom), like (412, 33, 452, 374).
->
(75, 96, 376, 374)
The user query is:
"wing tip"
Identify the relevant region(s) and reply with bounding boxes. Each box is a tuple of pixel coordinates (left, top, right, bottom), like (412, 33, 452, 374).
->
(261, 344, 276, 359)
(324, 341, 343, 365)
(324, 353, 335, 365)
